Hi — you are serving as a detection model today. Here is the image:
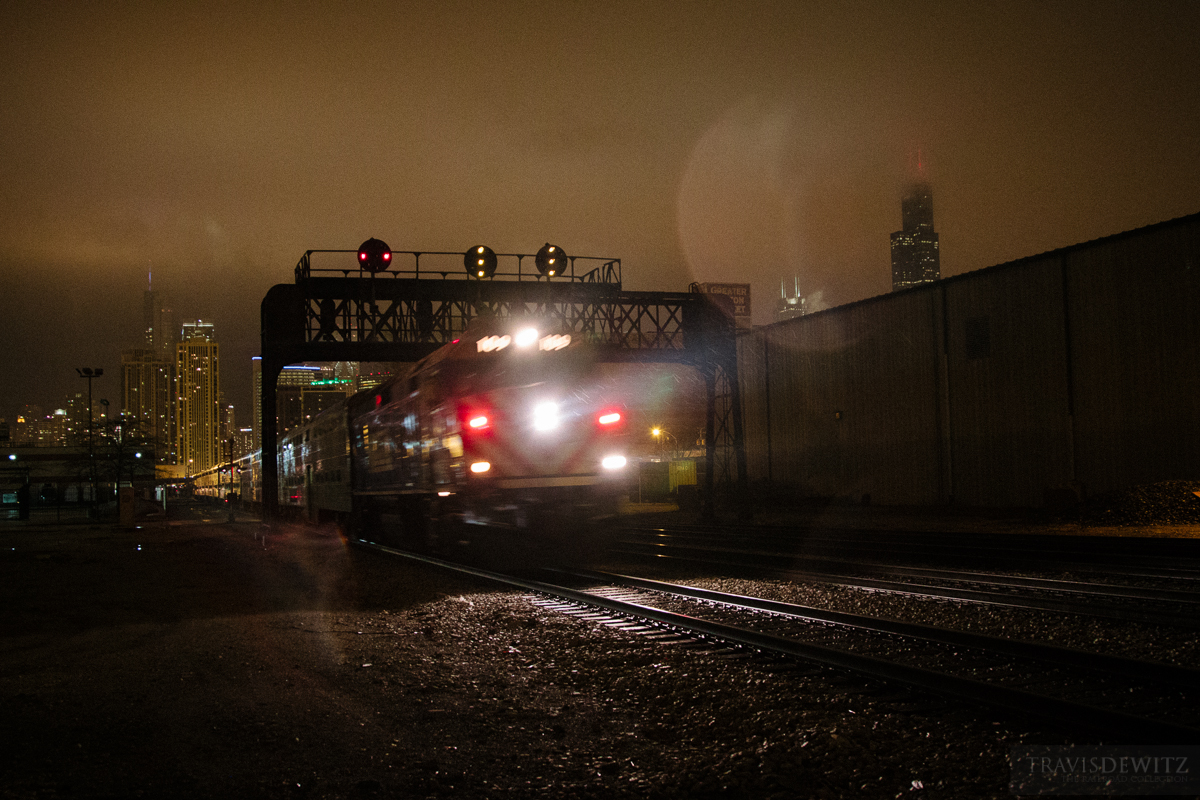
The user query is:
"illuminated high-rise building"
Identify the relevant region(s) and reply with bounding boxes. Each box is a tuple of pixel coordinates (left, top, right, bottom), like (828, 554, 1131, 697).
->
(275, 365, 337, 437)
(252, 358, 366, 452)
(121, 348, 175, 464)
(144, 270, 178, 359)
(176, 320, 221, 476)
(63, 392, 92, 445)
(12, 406, 45, 445)
(180, 319, 215, 343)
(778, 277, 807, 321)
(890, 181, 941, 291)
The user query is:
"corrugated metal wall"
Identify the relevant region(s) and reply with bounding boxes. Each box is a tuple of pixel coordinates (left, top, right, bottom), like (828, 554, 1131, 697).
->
(740, 213, 1200, 508)
(1067, 219, 1200, 492)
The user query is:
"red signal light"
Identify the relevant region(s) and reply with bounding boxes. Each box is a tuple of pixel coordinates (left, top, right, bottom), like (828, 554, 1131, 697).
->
(357, 238, 392, 274)
(468, 415, 489, 429)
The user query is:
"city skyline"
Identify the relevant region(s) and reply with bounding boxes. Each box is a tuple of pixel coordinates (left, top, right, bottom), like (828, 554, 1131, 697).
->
(2, 2, 1199, 418)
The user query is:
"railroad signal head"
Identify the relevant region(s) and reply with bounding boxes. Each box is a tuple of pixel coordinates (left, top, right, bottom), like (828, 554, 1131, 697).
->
(465, 245, 497, 279)
(357, 238, 392, 273)
(535, 243, 566, 277)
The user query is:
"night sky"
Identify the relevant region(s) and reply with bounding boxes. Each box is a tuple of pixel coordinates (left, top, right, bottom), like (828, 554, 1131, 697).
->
(2, 1, 1198, 423)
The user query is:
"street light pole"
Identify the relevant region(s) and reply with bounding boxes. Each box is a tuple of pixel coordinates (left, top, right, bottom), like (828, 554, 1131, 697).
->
(651, 427, 675, 459)
(75, 367, 104, 518)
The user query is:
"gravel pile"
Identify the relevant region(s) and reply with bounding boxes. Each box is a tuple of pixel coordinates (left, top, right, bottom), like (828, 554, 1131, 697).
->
(1080, 480, 1200, 526)
(320, 590, 1050, 799)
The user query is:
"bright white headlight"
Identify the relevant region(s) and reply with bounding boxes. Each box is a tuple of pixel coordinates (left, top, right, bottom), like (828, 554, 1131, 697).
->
(532, 401, 559, 431)
(602, 455, 627, 470)
(514, 327, 539, 348)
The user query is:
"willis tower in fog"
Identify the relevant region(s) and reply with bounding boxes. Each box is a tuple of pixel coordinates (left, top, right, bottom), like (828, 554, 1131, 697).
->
(890, 181, 941, 291)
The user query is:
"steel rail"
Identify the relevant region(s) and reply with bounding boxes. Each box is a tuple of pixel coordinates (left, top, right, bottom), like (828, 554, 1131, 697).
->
(622, 531, 1200, 601)
(611, 543, 1200, 629)
(619, 535, 1200, 601)
(561, 569, 1200, 688)
(351, 540, 1200, 744)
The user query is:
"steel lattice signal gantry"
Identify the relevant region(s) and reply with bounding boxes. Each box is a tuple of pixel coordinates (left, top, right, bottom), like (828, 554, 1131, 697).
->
(260, 247, 747, 519)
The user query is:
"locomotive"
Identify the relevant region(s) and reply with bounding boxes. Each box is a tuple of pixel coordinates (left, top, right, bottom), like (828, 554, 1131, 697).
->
(270, 317, 630, 558)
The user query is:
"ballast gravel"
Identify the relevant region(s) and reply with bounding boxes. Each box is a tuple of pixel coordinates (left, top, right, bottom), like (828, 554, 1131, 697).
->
(4, 518, 1175, 799)
(651, 573, 1200, 670)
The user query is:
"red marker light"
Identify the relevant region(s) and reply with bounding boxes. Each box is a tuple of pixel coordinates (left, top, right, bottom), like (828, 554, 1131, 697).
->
(468, 415, 488, 429)
(598, 411, 622, 426)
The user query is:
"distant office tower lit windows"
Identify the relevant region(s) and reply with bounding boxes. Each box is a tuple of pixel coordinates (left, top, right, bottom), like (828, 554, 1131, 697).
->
(176, 321, 221, 476)
(121, 348, 175, 464)
(890, 181, 941, 292)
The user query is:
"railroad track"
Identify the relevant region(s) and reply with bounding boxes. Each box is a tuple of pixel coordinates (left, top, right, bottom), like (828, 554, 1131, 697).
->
(353, 540, 1200, 744)
(613, 532, 1200, 629)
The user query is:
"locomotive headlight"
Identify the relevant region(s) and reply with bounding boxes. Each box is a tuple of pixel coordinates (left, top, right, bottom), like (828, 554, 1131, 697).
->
(470, 461, 492, 474)
(602, 455, 627, 470)
(532, 401, 559, 431)
(514, 327, 539, 348)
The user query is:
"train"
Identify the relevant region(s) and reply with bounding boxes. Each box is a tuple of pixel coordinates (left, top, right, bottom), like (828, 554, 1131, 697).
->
(245, 316, 631, 560)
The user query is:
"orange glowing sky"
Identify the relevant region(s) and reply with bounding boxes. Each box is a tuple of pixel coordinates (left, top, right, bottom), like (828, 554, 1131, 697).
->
(2, 1, 1198, 416)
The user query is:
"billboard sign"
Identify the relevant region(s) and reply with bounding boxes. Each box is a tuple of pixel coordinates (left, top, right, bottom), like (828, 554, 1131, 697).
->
(695, 283, 752, 326)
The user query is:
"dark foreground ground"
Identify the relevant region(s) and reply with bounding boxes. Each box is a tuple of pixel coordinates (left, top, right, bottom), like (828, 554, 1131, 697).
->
(2, 514, 1080, 799)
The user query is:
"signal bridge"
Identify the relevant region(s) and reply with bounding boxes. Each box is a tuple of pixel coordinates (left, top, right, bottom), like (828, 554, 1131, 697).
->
(260, 239, 747, 519)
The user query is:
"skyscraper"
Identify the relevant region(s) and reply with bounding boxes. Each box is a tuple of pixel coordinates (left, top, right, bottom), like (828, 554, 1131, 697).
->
(144, 270, 178, 359)
(890, 181, 941, 292)
(121, 348, 175, 463)
(176, 320, 221, 476)
(778, 277, 807, 321)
